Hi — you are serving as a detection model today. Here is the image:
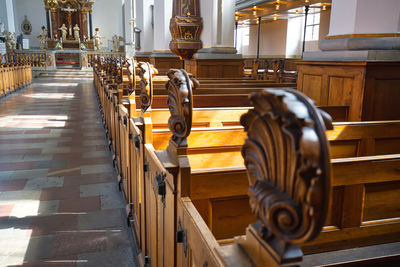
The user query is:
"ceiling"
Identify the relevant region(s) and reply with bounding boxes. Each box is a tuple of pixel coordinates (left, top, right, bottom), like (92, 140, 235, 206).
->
(235, 0, 332, 25)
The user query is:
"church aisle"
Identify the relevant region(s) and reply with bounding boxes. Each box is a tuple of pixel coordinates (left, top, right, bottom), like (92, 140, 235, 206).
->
(0, 78, 137, 266)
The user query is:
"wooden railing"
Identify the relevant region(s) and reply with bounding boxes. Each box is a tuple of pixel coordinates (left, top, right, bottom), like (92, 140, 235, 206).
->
(87, 52, 124, 68)
(0, 53, 32, 97)
(13, 51, 47, 68)
(244, 58, 298, 83)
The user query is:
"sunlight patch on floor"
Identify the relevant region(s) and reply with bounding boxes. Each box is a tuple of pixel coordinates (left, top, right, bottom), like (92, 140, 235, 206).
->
(24, 93, 75, 99)
(9, 200, 40, 218)
(0, 228, 32, 266)
(0, 115, 68, 129)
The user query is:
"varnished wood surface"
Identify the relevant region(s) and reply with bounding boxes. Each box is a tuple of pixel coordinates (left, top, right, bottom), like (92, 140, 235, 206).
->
(297, 61, 400, 121)
(92, 62, 400, 266)
(185, 58, 244, 78)
(0, 62, 32, 97)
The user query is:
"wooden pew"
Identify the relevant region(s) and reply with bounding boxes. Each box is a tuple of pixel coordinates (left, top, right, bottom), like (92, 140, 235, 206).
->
(92, 61, 398, 267)
(140, 84, 400, 266)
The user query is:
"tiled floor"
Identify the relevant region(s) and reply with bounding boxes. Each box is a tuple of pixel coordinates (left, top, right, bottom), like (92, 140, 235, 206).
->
(0, 77, 137, 266)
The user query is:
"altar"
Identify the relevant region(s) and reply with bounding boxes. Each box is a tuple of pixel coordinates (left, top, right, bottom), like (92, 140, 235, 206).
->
(43, 0, 95, 50)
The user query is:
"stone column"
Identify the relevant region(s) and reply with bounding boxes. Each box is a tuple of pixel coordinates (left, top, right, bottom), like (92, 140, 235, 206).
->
(152, 0, 172, 54)
(184, 0, 242, 78)
(135, 0, 154, 58)
(50, 10, 58, 39)
(89, 11, 93, 39)
(196, 0, 239, 58)
(5, 0, 15, 32)
(81, 11, 88, 40)
(124, 0, 135, 58)
(306, 0, 400, 60)
(150, 0, 180, 73)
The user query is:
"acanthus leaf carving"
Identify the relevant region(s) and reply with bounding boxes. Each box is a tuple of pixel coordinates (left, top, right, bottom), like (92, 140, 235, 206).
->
(166, 69, 198, 145)
(137, 62, 158, 114)
(240, 89, 332, 258)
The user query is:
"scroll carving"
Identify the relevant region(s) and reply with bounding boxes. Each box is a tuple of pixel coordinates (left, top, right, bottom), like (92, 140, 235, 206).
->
(169, 0, 203, 59)
(166, 69, 198, 145)
(240, 89, 332, 261)
(124, 58, 137, 92)
(137, 62, 158, 114)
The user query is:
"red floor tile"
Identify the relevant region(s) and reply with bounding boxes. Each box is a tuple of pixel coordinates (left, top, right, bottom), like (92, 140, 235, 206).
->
(0, 162, 35, 171)
(0, 204, 14, 217)
(24, 129, 52, 134)
(52, 231, 107, 257)
(30, 214, 78, 236)
(40, 185, 80, 201)
(0, 131, 24, 135)
(63, 173, 114, 186)
(0, 148, 42, 155)
(59, 196, 101, 213)
(0, 179, 28, 192)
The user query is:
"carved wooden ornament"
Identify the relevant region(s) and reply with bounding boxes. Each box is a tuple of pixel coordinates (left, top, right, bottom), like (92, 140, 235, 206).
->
(240, 89, 332, 252)
(127, 58, 138, 92)
(169, 0, 203, 59)
(137, 62, 158, 114)
(166, 69, 199, 144)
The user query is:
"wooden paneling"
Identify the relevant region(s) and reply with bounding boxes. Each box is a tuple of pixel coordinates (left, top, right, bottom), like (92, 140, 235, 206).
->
(297, 61, 366, 121)
(375, 138, 400, 155)
(150, 56, 181, 75)
(363, 181, 400, 222)
(302, 74, 324, 104)
(327, 76, 353, 106)
(185, 59, 243, 78)
(297, 61, 400, 122)
(364, 80, 400, 120)
(330, 140, 359, 158)
(325, 187, 344, 228)
(210, 196, 256, 240)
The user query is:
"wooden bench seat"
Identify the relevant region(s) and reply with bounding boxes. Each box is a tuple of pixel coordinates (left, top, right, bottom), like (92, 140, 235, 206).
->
(151, 119, 400, 157)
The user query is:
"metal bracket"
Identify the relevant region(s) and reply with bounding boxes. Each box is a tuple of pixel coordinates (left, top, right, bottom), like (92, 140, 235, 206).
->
(126, 203, 134, 227)
(118, 174, 123, 191)
(144, 255, 151, 266)
(129, 132, 133, 140)
(154, 173, 166, 205)
(143, 161, 149, 173)
(176, 217, 188, 257)
(123, 116, 127, 125)
(134, 135, 140, 149)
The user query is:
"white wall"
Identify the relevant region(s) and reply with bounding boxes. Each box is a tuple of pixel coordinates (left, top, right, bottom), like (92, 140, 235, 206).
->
(5, 0, 123, 49)
(200, 0, 217, 47)
(135, 0, 153, 53)
(0, 0, 8, 30)
(286, 16, 304, 58)
(153, 0, 172, 51)
(329, 0, 357, 35)
(13, 0, 46, 48)
(329, 0, 400, 35)
(354, 0, 400, 33)
(92, 0, 123, 50)
(248, 19, 288, 58)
